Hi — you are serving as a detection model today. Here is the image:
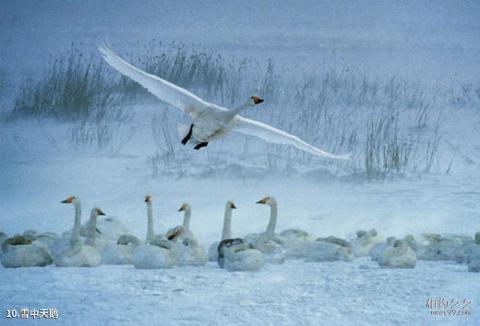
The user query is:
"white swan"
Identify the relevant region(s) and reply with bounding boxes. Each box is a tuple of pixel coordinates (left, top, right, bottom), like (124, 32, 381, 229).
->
(98, 45, 350, 160)
(305, 236, 354, 262)
(370, 236, 397, 262)
(132, 195, 175, 269)
(466, 232, 480, 272)
(208, 201, 237, 262)
(1, 234, 53, 268)
(378, 239, 416, 269)
(350, 229, 382, 257)
(209, 201, 264, 271)
(51, 197, 104, 267)
(246, 197, 286, 264)
(167, 203, 207, 266)
(417, 233, 470, 262)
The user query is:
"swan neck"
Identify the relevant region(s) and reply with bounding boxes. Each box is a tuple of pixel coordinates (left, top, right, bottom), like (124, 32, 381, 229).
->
(221, 207, 233, 241)
(85, 209, 98, 247)
(71, 200, 82, 242)
(182, 208, 191, 231)
(266, 201, 277, 237)
(225, 101, 250, 120)
(146, 202, 154, 242)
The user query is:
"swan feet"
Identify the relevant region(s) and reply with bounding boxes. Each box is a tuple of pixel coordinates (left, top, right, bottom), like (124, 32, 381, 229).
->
(181, 124, 194, 145)
(194, 142, 209, 150)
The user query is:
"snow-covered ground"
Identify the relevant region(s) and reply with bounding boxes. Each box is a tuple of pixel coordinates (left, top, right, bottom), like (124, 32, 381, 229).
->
(1, 1, 480, 325)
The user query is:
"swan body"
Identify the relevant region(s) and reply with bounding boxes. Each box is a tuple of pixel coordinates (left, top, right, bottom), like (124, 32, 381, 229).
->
(1, 235, 53, 268)
(378, 239, 416, 269)
(278, 228, 315, 259)
(218, 238, 264, 272)
(132, 195, 177, 269)
(416, 233, 470, 262)
(463, 232, 480, 272)
(305, 236, 353, 262)
(98, 45, 349, 160)
(213, 201, 264, 271)
(351, 229, 382, 257)
(52, 197, 104, 267)
(370, 236, 397, 262)
(102, 234, 141, 265)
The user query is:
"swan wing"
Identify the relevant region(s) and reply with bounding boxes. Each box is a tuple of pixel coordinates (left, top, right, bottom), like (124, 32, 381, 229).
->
(98, 45, 214, 117)
(233, 116, 351, 160)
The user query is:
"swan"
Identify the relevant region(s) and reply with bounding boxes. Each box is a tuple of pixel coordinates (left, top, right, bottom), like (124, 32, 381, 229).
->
(247, 197, 286, 264)
(305, 236, 353, 262)
(168, 203, 207, 266)
(51, 197, 104, 267)
(416, 233, 470, 262)
(350, 229, 382, 257)
(0, 231, 7, 260)
(370, 236, 397, 262)
(131, 195, 175, 269)
(466, 232, 480, 272)
(98, 45, 350, 160)
(208, 201, 237, 262)
(1, 234, 53, 268)
(208, 201, 264, 271)
(378, 239, 416, 269)
(278, 229, 315, 259)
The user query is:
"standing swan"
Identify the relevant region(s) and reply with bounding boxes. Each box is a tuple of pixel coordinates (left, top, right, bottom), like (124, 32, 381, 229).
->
(131, 195, 175, 269)
(98, 45, 350, 160)
(247, 197, 286, 264)
(51, 196, 105, 267)
(215, 201, 264, 272)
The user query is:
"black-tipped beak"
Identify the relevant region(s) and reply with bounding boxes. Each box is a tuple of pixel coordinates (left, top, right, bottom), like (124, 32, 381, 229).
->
(61, 200, 68, 204)
(252, 96, 264, 105)
(178, 208, 184, 212)
(256, 200, 262, 204)
(98, 211, 106, 216)
(231, 204, 237, 209)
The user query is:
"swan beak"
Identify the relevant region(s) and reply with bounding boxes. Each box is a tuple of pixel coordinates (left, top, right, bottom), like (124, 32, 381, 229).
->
(231, 203, 237, 209)
(251, 96, 264, 105)
(96, 209, 106, 216)
(256, 197, 269, 205)
(61, 196, 75, 204)
(178, 203, 188, 212)
(145, 195, 152, 203)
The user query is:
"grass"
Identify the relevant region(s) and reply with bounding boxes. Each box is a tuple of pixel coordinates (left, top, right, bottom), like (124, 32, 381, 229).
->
(5, 41, 457, 179)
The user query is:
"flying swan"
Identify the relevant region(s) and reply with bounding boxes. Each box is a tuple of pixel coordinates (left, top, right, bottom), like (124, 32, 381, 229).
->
(98, 45, 350, 160)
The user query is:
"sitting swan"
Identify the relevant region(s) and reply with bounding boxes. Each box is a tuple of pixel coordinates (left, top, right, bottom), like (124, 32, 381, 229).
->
(416, 233, 471, 262)
(305, 236, 354, 262)
(51, 196, 105, 267)
(168, 203, 207, 266)
(132, 195, 175, 269)
(246, 197, 286, 264)
(210, 201, 264, 271)
(463, 232, 480, 272)
(351, 229, 382, 257)
(378, 239, 416, 269)
(1, 234, 53, 268)
(98, 45, 349, 160)
(208, 201, 237, 261)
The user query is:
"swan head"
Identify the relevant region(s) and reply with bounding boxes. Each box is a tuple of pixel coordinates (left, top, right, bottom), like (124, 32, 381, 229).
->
(256, 196, 276, 206)
(250, 96, 264, 106)
(61, 196, 77, 204)
(226, 201, 237, 210)
(178, 203, 190, 212)
(145, 195, 152, 203)
(93, 207, 106, 216)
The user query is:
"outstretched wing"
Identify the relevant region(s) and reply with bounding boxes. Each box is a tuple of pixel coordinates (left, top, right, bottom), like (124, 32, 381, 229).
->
(98, 44, 213, 118)
(233, 116, 351, 160)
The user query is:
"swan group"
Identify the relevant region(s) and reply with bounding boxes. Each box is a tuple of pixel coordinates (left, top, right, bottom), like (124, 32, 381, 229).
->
(98, 44, 350, 160)
(1, 195, 479, 273)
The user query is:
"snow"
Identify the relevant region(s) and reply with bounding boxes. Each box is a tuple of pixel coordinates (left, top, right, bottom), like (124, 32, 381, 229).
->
(1, 0, 480, 325)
